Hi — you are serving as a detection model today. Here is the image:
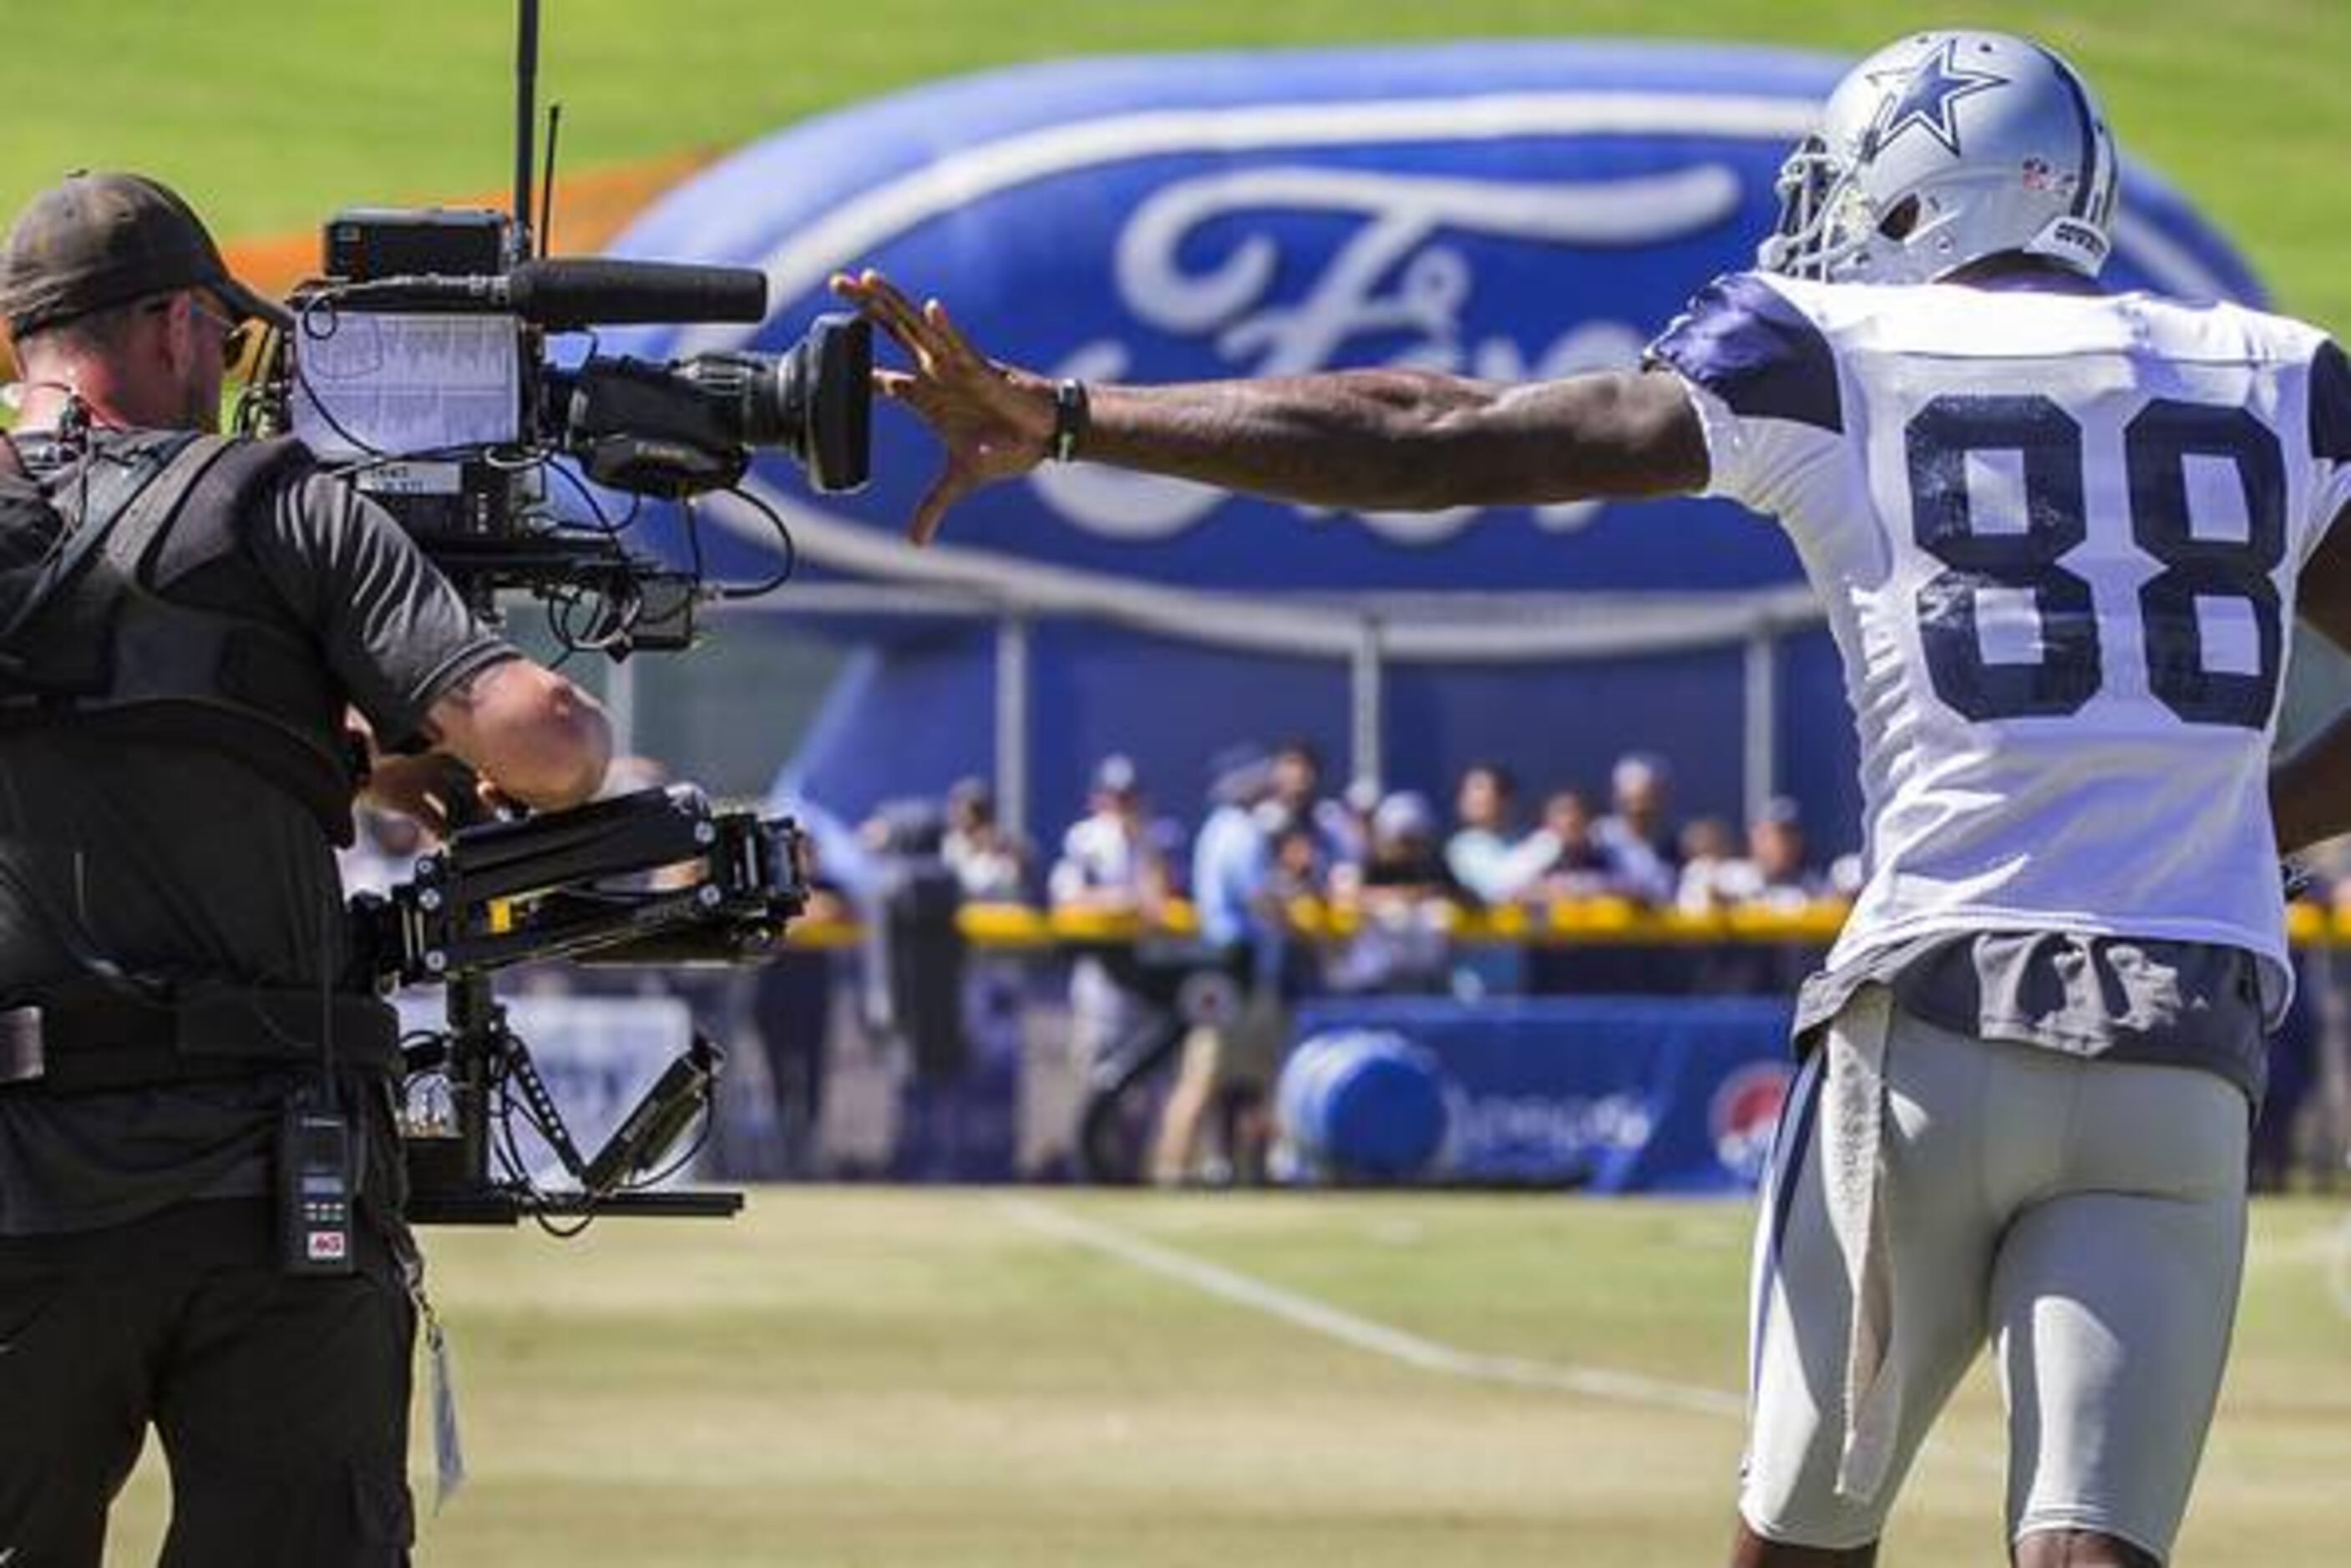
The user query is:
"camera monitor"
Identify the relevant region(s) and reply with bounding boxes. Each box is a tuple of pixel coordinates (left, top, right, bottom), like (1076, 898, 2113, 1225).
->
(290, 310, 524, 461)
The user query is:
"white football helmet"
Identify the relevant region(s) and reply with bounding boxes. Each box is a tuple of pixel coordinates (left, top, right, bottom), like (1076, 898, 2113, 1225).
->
(1759, 30, 2119, 285)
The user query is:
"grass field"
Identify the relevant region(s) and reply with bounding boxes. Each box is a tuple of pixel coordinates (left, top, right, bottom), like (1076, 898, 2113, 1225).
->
(0, 2, 2344, 329)
(91, 1190, 2351, 1566)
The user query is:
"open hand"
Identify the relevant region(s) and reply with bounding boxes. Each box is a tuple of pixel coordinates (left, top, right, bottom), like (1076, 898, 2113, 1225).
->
(829, 269, 1057, 545)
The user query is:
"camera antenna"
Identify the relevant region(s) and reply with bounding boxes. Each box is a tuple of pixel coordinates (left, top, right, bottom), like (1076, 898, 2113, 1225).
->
(539, 103, 563, 257)
(511, 0, 541, 265)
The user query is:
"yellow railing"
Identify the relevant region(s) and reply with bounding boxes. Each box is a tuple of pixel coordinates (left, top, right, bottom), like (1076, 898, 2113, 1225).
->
(783, 896, 2349, 951)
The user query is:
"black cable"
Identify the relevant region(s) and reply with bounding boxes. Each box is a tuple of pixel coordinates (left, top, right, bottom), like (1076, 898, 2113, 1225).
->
(486, 1044, 596, 1238)
(286, 296, 396, 462)
(547, 579, 635, 657)
(533, 1207, 596, 1240)
(538, 454, 621, 537)
(713, 481, 798, 599)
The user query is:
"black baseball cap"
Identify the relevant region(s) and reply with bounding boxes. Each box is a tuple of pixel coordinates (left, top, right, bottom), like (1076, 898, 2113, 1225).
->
(0, 170, 291, 338)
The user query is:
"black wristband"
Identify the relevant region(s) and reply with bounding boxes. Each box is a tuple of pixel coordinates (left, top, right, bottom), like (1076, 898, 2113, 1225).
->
(1051, 378, 1089, 463)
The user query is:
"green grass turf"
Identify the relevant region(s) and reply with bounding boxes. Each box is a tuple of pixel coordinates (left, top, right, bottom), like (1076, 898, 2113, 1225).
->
(0, 1, 2343, 328)
(97, 1191, 2351, 1565)
(16, 13, 2348, 1554)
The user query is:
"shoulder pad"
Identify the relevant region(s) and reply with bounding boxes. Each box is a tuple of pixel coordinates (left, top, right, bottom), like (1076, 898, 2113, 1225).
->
(1645, 271, 1843, 434)
(146, 435, 319, 589)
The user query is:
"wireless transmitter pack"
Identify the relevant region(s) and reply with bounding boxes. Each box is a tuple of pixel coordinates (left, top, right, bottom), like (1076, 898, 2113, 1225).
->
(279, 1093, 357, 1277)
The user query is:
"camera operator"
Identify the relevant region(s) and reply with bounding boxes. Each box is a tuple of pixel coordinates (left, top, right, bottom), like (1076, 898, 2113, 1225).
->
(0, 171, 611, 1566)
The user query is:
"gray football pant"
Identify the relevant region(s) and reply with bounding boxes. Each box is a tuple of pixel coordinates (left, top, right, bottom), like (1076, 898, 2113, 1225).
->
(1740, 998, 2247, 1557)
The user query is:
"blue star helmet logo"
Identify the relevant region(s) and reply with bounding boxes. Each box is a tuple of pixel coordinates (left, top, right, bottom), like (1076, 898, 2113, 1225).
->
(1862, 38, 2008, 160)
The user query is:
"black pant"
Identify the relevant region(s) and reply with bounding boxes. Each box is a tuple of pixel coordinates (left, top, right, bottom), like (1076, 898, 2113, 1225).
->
(0, 1199, 414, 1567)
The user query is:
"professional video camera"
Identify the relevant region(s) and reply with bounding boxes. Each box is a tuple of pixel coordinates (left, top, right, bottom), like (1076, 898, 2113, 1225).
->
(231, 3, 869, 661)
(284, 0, 862, 1227)
(233, 212, 868, 658)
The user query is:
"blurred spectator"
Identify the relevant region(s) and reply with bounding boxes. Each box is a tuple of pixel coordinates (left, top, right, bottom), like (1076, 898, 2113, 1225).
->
(1050, 754, 1170, 1081)
(1264, 820, 1333, 999)
(1527, 789, 1624, 900)
(752, 835, 852, 1176)
(1595, 752, 1680, 903)
(1147, 813, 1193, 898)
(859, 799, 966, 1077)
(1321, 776, 1381, 874)
(942, 775, 1030, 902)
(1445, 761, 1528, 903)
(1675, 816, 1744, 913)
(1268, 822, 1326, 903)
(942, 775, 1031, 1093)
(1363, 791, 1457, 893)
(2251, 951, 2322, 1192)
(1438, 762, 1547, 995)
(1267, 738, 1350, 889)
(1715, 797, 1829, 911)
(1330, 790, 1466, 995)
(1692, 798, 1830, 995)
(1154, 748, 1286, 1186)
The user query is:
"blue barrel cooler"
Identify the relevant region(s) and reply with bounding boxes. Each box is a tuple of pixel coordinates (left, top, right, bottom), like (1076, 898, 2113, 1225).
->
(1276, 1030, 1450, 1181)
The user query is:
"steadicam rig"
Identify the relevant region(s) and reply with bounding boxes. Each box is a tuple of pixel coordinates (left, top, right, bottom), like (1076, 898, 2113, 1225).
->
(349, 785, 810, 1227)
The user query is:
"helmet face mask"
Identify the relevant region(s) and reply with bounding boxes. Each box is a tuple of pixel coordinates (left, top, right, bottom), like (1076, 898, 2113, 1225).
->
(1759, 31, 2119, 286)
(1759, 135, 1875, 281)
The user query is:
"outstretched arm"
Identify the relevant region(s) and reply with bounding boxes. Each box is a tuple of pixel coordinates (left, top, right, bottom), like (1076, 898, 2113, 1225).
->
(2274, 508, 2351, 855)
(831, 270, 1708, 544)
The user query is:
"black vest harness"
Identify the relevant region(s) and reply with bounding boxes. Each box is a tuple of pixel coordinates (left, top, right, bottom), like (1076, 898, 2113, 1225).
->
(0, 430, 398, 1092)
(0, 429, 358, 843)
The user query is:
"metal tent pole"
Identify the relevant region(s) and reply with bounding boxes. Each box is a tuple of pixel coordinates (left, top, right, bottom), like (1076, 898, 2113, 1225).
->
(1351, 616, 1385, 790)
(1742, 621, 1779, 825)
(996, 611, 1032, 843)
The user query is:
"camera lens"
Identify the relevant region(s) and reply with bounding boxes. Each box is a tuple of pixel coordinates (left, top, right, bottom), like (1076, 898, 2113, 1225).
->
(671, 313, 869, 493)
(778, 314, 870, 493)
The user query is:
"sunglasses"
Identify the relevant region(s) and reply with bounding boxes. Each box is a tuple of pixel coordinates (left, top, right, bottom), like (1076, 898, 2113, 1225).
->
(147, 293, 253, 370)
(188, 298, 255, 371)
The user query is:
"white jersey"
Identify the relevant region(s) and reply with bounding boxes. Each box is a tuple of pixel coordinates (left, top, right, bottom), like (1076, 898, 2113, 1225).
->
(1048, 811, 1155, 907)
(1649, 271, 2351, 1007)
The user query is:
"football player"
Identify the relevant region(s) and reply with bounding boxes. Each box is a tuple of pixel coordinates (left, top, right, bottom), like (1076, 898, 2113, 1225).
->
(836, 28, 2351, 1567)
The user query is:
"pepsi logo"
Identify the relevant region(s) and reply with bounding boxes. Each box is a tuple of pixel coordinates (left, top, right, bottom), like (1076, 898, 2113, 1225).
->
(1708, 1060, 1794, 1184)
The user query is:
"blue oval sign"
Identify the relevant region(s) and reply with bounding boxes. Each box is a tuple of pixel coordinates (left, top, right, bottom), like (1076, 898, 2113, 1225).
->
(611, 43, 2262, 615)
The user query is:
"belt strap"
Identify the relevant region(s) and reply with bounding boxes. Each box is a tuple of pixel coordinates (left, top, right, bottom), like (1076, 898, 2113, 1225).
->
(0, 984, 401, 1095)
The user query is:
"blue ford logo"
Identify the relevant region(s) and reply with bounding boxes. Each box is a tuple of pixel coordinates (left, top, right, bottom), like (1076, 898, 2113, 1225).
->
(615, 43, 2258, 615)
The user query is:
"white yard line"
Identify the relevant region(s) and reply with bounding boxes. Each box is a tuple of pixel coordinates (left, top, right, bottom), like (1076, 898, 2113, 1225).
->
(998, 1196, 1746, 1419)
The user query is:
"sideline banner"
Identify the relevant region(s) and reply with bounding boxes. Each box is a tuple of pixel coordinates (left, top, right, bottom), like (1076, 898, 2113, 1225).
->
(1287, 996, 1797, 1192)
